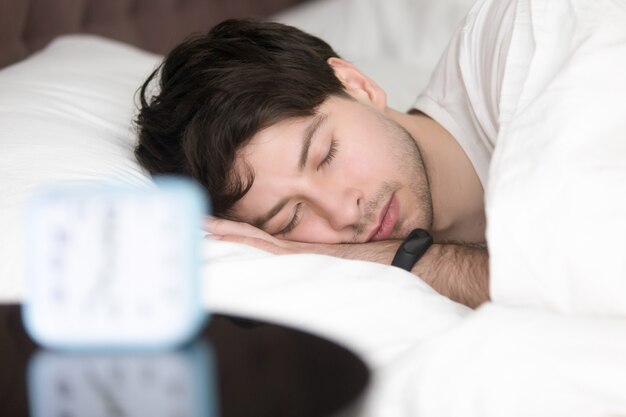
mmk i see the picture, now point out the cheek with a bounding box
[341,142,399,182]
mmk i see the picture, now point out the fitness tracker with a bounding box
[391,229,433,271]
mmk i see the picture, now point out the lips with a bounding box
[368,193,399,242]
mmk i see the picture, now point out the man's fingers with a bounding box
[203,215,216,231]
[205,217,270,240]
[203,217,302,254]
[216,234,292,254]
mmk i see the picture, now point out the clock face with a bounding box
[28,342,217,417]
[23,177,208,349]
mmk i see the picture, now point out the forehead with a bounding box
[245,116,310,155]
[241,95,356,156]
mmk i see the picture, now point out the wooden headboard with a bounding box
[0,0,308,69]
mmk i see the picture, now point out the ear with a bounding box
[327,57,387,110]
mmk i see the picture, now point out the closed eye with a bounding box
[277,203,303,236]
[318,138,338,170]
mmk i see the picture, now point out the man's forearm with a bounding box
[313,240,489,308]
[413,242,489,308]
[206,217,489,308]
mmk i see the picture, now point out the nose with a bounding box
[311,186,363,231]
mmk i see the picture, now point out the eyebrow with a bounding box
[252,113,328,230]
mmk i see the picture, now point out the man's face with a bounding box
[230,95,433,243]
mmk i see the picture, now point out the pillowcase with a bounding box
[0,35,159,300]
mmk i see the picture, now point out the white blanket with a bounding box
[487,0,626,314]
[365,1,626,415]
[365,304,626,417]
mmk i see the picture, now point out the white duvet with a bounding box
[488,0,626,315]
[1,0,626,416]
[365,1,626,415]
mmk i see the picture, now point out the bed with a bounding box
[2,0,626,416]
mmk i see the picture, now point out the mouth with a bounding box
[367,193,399,242]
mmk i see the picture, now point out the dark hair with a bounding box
[134,19,348,218]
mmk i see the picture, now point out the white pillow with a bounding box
[0,35,159,300]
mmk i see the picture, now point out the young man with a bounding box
[134,0,515,307]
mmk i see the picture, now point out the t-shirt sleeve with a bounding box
[412,0,516,188]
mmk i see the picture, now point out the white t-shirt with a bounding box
[413,0,517,187]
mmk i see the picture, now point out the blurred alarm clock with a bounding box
[23,176,209,350]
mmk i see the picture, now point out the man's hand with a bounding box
[205,216,314,254]
[205,217,489,308]
[205,216,399,260]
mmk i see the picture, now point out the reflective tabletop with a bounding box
[0,304,369,417]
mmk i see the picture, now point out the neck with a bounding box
[387,108,486,243]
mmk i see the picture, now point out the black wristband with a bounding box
[391,229,433,271]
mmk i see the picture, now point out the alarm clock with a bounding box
[23,176,209,350]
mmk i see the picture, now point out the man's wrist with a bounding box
[391,229,433,271]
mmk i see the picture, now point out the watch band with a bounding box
[391,229,433,271]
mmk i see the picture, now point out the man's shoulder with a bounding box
[411,0,518,186]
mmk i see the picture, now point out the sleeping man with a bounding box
[134,0,626,309]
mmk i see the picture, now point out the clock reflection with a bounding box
[27,342,217,417]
